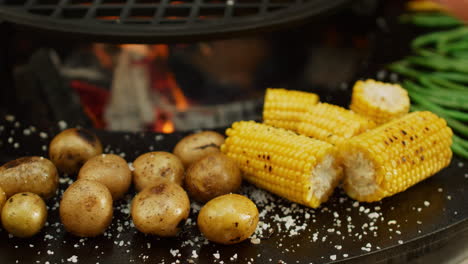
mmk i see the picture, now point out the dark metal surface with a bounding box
[0,0,350,42]
[0,102,466,264]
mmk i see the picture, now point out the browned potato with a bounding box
[78,154,131,200]
[0,156,59,199]
[133,152,184,191]
[185,153,241,203]
[131,178,190,236]
[1,192,47,237]
[173,131,225,167]
[0,186,5,213]
[49,128,103,175]
[197,194,259,245]
[60,179,113,237]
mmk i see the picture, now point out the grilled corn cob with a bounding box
[296,103,376,145]
[340,111,453,202]
[350,79,410,125]
[221,121,342,208]
[263,88,319,131]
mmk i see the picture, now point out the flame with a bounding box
[161,120,175,133]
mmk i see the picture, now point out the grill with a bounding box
[0,0,350,42]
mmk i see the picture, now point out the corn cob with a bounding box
[340,111,453,202]
[263,88,319,131]
[221,121,342,208]
[350,79,410,125]
[296,103,376,145]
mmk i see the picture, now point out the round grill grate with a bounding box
[0,0,350,42]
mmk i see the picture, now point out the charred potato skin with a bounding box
[197,194,259,245]
[131,179,190,237]
[173,131,225,167]
[49,128,103,175]
[1,192,47,238]
[133,152,184,191]
[185,153,242,203]
[60,179,113,237]
[78,154,132,200]
[0,156,59,199]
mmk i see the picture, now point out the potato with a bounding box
[133,152,184,191]
[1,192,47,237]
[0,186,5,213]
[185,153,241,203]
[60,179,113,237]
[131,178,190,236]
[49,128,103,175]
[0,156,59,199]
[173,131,225,167]
[78,154,131,200]
[197,194,259,245]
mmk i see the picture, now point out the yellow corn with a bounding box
[340,111,453,202]
[350,79,410,125]
[221,121,342,208]
[263,88,319,131]
[296,103,376,145]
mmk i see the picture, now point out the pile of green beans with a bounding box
[388,14,468,159]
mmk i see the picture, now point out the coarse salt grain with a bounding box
[368,212,379,219]
[250,237,261,244]
[67,255,78,263]
[330,255,336,260]
[213,252,220,259]
[424,201,430,207]
[58,121,68,130]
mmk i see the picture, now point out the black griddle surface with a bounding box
[0,114,466,264]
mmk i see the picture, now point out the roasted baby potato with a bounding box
[197,194,259,245]
[0,156,59,199]
[0,186,5,213]
[131,178,190,237]
[1,192,47,237]
[49,128,103,175]
[185,153,241,203]
[133,152,184,191]
[173,131,225,167]
[60,179,113,237]
[78,154,132,200]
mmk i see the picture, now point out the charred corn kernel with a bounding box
[340,111,453,202]
[221,121,342,208]
[296,103,376,145]
[350,79,410,125]
[263,88,319,131]
[406,0,447,12]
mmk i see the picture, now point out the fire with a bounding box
[161,120,175,133]
[89,44,190,133]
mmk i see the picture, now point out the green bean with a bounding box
[453,134,468,149]
[404,80,468,101]
[400,13,463,27]
[408,92,468,121]
[407,55,468,73]
[417,78,468,97]
[439,41,468,53]
[450,50,468,59]
[451,141,468,159]
[433,72,468,84]
[429,77,468,92]
[387,62,426,79]
[412,27,468,49]
[405,87,468,110]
